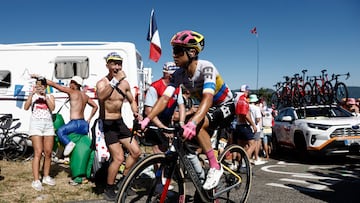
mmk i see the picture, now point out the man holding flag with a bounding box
[147,9,161,62]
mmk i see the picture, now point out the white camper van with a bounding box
[0,42,147,134]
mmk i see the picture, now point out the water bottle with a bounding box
[186,153,205,184]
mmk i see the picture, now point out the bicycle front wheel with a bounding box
[116,153,186,203]
[217,144,252,203]
[3,133,28,161]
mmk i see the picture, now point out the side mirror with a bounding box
[282,116,293,122]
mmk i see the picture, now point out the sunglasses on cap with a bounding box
[172,46,187,56]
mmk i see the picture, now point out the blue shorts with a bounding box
[262,127,272,144]
[233,124,254,141]
[57,119,89,145]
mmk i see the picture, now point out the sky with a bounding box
[1,0,359,90]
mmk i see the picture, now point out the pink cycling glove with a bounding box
[182,121,197,140]
[140,117,150,130]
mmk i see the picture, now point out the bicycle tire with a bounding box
[116,153,186,203]
[270,92,279,109]
[217,144,252,203]
[334,82,348,104]
[291,85,301,107]
[3,133,28,161]
[323,81,333,104]
[303,82,313,106]
[313,84,321,105]
[281,87,291,107]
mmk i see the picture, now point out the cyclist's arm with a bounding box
[146,86,175,121]
[144,87,168,128]
[189,93,213,125]
[145,106,168,128]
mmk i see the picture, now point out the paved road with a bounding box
[68,154,360,203]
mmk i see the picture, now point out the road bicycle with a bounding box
[290,70,312,107]
[271,82,283,109]
[0,114,29,161]
[330,72,350,104]
[280,76,293,107]
[116,124,252,203]
[308,69,333,105]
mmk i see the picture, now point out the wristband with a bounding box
[110,78,119,88]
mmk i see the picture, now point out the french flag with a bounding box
[147,9,161,62]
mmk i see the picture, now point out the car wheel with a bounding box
[294,134,308,162]
[271,134,281,156]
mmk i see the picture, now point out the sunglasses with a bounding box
[172,46,187,56]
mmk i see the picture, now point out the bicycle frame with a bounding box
[162,133,242,202]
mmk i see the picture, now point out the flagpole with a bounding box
[256,33,259,91]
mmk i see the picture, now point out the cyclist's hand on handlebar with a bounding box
[139,117,150,130]
[182,121,196,140]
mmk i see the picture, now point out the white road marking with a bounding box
[261,165,308,176]
[262,162,344,192]
[280,178,329,190]
[266,183,294,189]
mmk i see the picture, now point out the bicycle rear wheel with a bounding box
[217,144,252,203]
[116,153,186,203]
[3,133,28,161]
[334,82,348,104]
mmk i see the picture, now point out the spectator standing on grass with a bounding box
[24,77,56,191]
[96,52,142,201]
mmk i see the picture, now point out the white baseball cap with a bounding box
[71,76,83,86]
[240,84,250,92]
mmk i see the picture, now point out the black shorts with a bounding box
[103,118,132,145]
[140,129,169,150]
[233,124,255,141]
[206,100,235,131]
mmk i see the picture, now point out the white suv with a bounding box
[272,105,360,157]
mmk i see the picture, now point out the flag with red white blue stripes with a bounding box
[147,9,161,62]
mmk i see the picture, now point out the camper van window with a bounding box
[53,56,89,79]
[0,70,11,88]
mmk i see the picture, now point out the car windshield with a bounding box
[296,106,353,119]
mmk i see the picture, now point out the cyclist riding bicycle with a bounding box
[140,30,235,190]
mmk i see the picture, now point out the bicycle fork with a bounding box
[212,164,242,199]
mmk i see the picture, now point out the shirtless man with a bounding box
[96,52,142,201]
[36,75,98,156]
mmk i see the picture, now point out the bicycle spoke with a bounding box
[116,154,186,203]
[217,144,252,203]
